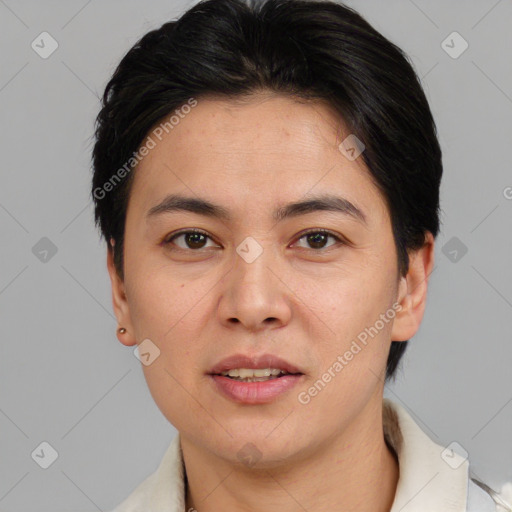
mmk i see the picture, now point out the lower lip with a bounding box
[209,374,304,404]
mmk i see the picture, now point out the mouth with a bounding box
[216,368,300,383]
[207,353,305,403]
[208,353,304,379]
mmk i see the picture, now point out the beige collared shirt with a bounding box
[110,399,498,511]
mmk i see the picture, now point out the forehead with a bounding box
[175,92,344,155]
[128,93,389,225]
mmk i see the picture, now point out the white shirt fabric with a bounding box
[109,398,499,511]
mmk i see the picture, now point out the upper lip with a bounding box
[208,353,304,375]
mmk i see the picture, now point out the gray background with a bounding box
[0,0,511,510]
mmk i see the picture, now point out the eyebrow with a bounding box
[146,193,367,225]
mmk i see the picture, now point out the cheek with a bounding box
[305,259,394,333]
[300,282,396,418]
[298,255,397,380]
[128,270,208,426]
[125,254,209,342]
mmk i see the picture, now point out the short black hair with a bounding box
[91,0,442,381]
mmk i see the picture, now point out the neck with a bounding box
[182,397,399,512]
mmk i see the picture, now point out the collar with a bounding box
[383,398,469,511]
[117,399,471,511]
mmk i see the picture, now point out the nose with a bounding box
[217,241,292,333]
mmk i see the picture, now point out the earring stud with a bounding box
[118,327,127,334]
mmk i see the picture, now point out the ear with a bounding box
[107,239,137,347]
[391,232,435,342]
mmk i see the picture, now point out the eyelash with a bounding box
[162,228,345,251]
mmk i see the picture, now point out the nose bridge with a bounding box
[219,236,290,330]
[232,235,276,301]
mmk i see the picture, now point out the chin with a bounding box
[207,429,313,468]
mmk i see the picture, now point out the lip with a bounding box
[210,374,305,404]
[207,353,304,376]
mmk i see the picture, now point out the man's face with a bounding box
[112,93,406,466]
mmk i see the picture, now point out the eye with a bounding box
[163,229,219,250]
[162,228,345,252]
[293,229,344,250]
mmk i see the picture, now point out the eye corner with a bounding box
[292,228,347,251]
[161,228,222,252]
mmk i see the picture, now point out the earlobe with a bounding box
[107,241,137,347]
[391,232,435,342]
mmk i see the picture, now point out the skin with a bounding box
[107,91,435,512]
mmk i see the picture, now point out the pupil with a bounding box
[186,233,206,249]
[308,233,327,249]
[183,232,328,250]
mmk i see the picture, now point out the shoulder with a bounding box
[467,478,504,512]
[383,399,507,512]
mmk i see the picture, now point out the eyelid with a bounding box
[163,227,347,250]
[163,228,218,246]
[291,228,346,248]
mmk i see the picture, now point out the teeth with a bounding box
[232,376,278,382]
[220,368,287,378]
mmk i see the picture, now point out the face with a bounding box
[108,92,429,467]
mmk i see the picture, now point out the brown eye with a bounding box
[294,230,343,250]
[305,232,329,249]
[164,230,218,250]
[182,232,207,249]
